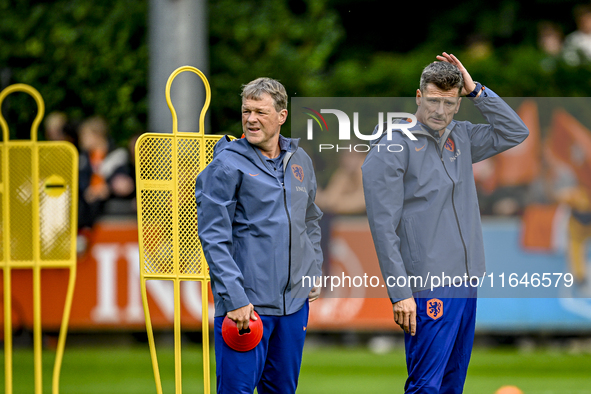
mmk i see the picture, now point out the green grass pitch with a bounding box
[3,341,591,393]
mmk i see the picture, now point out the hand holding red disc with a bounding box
[222,311,263,352]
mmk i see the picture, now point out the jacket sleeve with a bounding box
[195,159,250,312]
[306,168,323,277]
[362,140,413,303]
[467,87,529,163]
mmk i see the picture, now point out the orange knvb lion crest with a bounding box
[426,298,443,320]
[291,164,304,182]
[444,137,455,152]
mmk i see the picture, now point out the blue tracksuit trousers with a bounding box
[214,301,309,394]
[404,286,477,393]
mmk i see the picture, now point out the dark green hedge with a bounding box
[0,0,148,142]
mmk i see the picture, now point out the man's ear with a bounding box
[278,109,288,125]
[455,97,462,114]
[415,89,422,106]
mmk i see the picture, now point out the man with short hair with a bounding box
[195,77,322,394]
[362,53,529,393]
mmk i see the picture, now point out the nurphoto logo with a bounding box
[302,107,418,152]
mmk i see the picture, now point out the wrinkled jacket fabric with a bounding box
[362,89,529,302]
[196,135,323,317]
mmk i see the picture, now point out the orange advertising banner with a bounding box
[548,108,591,194]
[494,99,542,187]
[1,217,399,332]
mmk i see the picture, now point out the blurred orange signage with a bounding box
[1,218,398,332]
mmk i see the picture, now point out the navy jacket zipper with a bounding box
[253,146,296,315]
[434,141,470,277]
[282,183,292,315]
[280,148,297,315]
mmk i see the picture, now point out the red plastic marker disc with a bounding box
[222,311,263,352]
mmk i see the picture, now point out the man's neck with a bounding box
[259,141,281,159]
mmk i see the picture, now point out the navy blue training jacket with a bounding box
[195,135,323,317]
[362,88,529,302]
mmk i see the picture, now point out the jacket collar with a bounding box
[213,133,299,173]
[411,121,456,153]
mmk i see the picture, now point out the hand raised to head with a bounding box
[436,52,476,96]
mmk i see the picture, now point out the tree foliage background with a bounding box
[0,0,147,141]
[0,0,590,143]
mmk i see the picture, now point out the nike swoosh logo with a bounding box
[415,144,426,152]
[248,173,259,177]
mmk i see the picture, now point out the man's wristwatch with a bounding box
[467,82,483,97]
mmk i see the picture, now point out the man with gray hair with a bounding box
[362,53,528,392]
[196,77,322,393]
